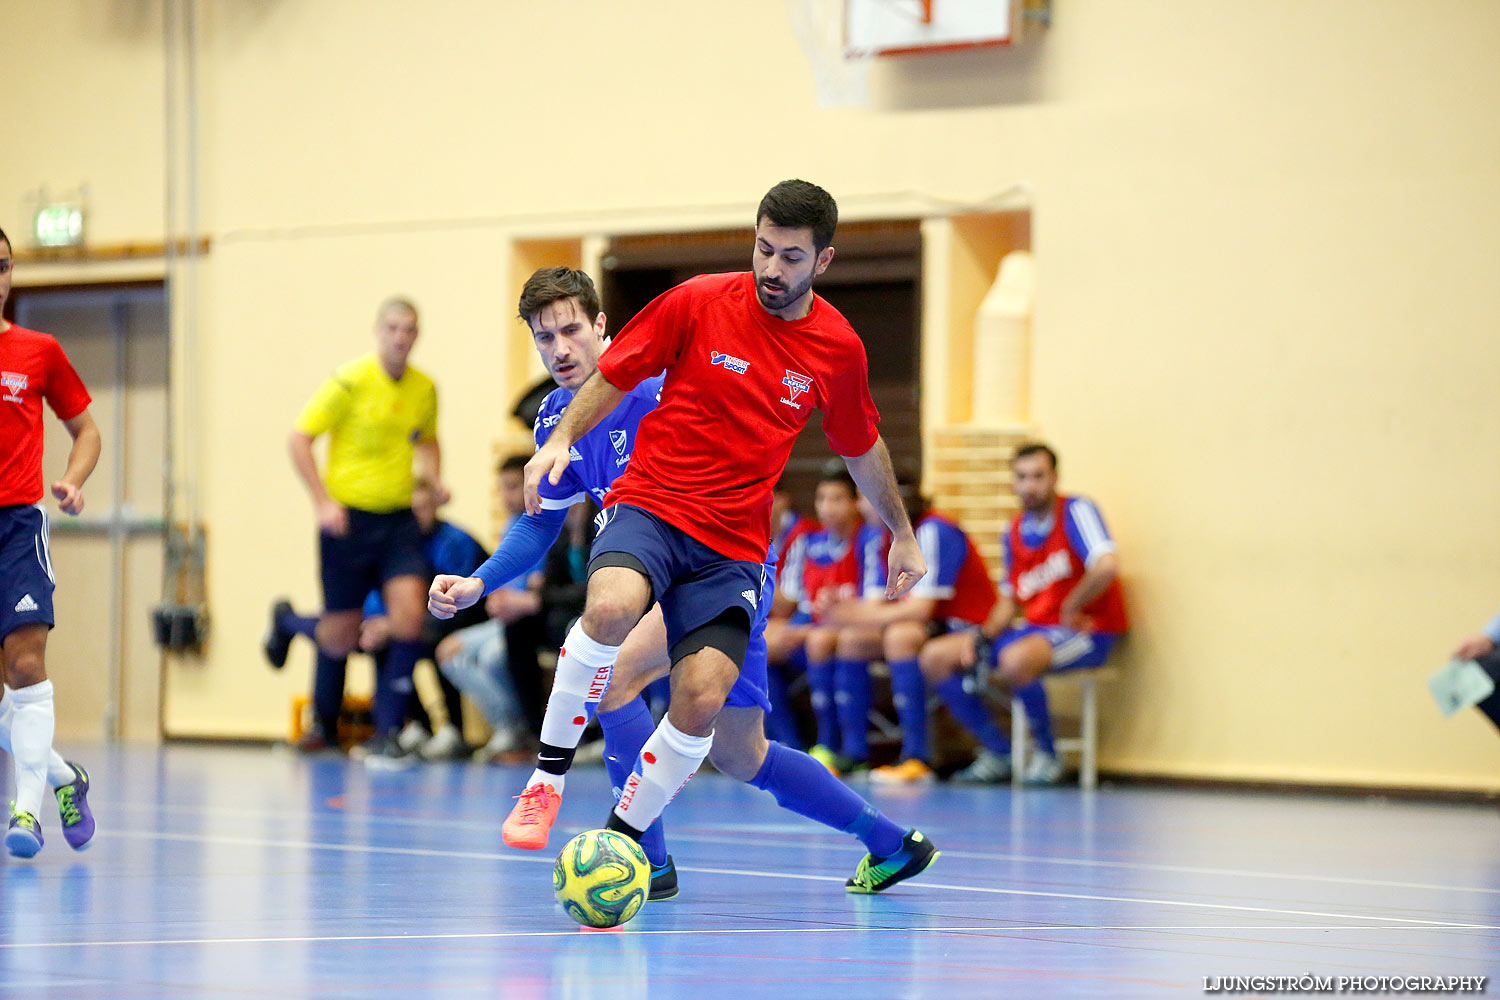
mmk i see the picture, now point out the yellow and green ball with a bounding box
[552,829,650,928]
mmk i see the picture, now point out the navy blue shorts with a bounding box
[0,505,57,642]
[591,503,772,712]
[319,508,428,613]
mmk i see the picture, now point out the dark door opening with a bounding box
[599,221,922,514]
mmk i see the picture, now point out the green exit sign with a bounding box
[33,203,84,248]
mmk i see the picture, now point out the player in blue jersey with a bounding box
[429,266,927,897]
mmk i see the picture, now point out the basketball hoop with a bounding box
[785,0,874,109]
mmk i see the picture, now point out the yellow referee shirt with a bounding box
[294,354,438,513]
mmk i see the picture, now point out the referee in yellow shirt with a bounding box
[289,296,448,767]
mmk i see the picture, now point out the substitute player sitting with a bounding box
[923,442,1128,784]
[820,484,998,783]
[764,468,864,765]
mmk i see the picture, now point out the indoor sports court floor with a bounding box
[0,744,1494,998]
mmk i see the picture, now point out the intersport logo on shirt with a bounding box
[1,371,27,404]
[711,351,750,374]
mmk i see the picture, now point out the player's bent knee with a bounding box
[997,651,1046,688]
[883,623,926,660]
[315,629,359,658]
[670,611,751,672]
[667,693,724,737]
[917,645,954,680]
[3,655,46,688]
[598,660,667,712]
[709,739,765,783]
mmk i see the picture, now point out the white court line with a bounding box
[110,830,1492,929]
[1,923,1496,952]
[660,829,1500,898]
[933,848,1500,898]
[116,801,1500,900]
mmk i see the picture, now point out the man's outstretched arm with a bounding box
[843,435,926,598]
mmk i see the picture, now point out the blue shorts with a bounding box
[733,560,774,712]
[0,505,57,642]
[991,623,1118,671]
[591,503,771,713]
[319,508,428,613]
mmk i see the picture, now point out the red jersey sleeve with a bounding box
[820,336,880,457]
[596,283,694,391]
[44,339,92,422]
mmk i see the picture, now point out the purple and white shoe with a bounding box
[55,763,95,850]
[6,806,43,858]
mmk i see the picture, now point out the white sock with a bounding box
[530,622,621,794]
[0,685,73,789]
[9,680,56,817]
[613,717,712,833]
[527,768,564,795]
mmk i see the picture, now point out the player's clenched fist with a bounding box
[428,574,485,619]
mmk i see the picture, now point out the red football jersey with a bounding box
[597,272,881,563]
[774,513,819,583]
[783,527,863,623]
[1007,496,1128,633]
[0,325,92,506]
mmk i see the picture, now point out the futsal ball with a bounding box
[553,829,650,928]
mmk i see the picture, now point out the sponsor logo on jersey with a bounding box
[569,446,584,462]
[1,371,28,404]
[781,370,812,409]
[711,351,751,374]
[1016,549,1073,602]
[541,412,563,428]
[14,594,39,613]
[741,588,758,609]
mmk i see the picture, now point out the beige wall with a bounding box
[6,0,1500,789]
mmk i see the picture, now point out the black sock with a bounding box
[605,811,645,841]
[537,742,576,776]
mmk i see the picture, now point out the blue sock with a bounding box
[750,742,904,858]
[833,658,870,762]
[597,699,668,867]
[280,609,319,641]
[763,661,803,750]
[643,677,671,719]
[936,674,1010,755]
[312,650,347,735]
[887,657,928,762]
[1014,681,1055,755]
[374,640,423,737]
[806,657,840,749]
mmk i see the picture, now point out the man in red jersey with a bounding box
[0,225,100,858]
[524,180,936,894]
[922,442,1128,785]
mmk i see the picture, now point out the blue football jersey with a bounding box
[533,374,665,510]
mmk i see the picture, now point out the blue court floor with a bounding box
[0,744,1495,999]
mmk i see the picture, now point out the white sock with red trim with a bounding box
[611,717,712,834]
[528,621,619,794]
